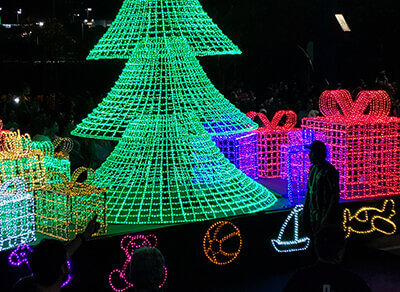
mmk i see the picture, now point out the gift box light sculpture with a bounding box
[0,131,45,194]
[212,132,258,179]
[271,205,310,253]
[35,167,107,240]
[280,128,316,179]
[109,234,167,292]
[87,0,241,60]
[302,90,400,200]
[343,199,396,238]
[247,110,300,178]
[281,129,331,204]
[31,140,71,185]
[73,37,256,140]
[92,114,277,224]
[0,178,36,251]
[203,221,242,265]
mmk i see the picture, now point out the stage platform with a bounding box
[3,178,400,291]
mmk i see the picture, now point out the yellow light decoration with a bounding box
[343,199,397,238]
[203,221,242,265]
[35,167,107,241]
[0,130,45,194]
[53,137,73,160]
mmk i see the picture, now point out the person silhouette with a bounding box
[302,140,340,236]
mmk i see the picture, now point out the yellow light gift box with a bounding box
[0,130,45,194]
[35,167,107,240]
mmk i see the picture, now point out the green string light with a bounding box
[93,113,277,224]
[31,141,71,184]
[73,37,256,140]
[87,0,241,59]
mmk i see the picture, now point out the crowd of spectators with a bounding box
[1,70,399,171]
[0,87,113,170]
[231,71,400,125]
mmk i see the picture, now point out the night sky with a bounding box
[1,0,400,89]
[0,0,122,19]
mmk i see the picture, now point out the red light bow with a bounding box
[246,110,297,130]
[319,90,391,120]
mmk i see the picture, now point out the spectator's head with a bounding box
[128,247,166,292]
[306,140,327,164]
[315,225,346,263]
[29,239,69,288]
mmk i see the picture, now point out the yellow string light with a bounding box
[53,137,73,160]
[343,199,396,238]
[0,130,45,193]
[35,167,107,240]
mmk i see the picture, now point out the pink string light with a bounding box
[109,234,167,292]
[9,244,72,287]
[247,110,300,178]
[319,89,391,121]
[303,90,399,200]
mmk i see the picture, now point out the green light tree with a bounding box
[87,0,241,59]
[73,1,278,224]
[94,113,277,224]
[73,38,256,140]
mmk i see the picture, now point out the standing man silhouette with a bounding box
[302,140,340,236]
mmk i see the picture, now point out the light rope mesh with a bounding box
[93,113,277,224]
[87,0,241,59]
[73,37,256,140]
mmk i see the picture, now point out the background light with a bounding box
[335,14,351,32]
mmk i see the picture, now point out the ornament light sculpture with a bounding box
[109,234,166,292]
[343,199,396,238]
[302,90,399,199]
[87,0,241,59]
[92,113,277,224]
[0,178,36,251]
[203,221,242,265]
[271,205,310,253]
[73,38,256,140]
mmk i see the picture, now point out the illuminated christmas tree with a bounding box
[73,1,278,223]
[73,38,256,140]
[94,113,277,224]
[87,0,241,59]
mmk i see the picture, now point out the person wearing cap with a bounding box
[302,140,340,236]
